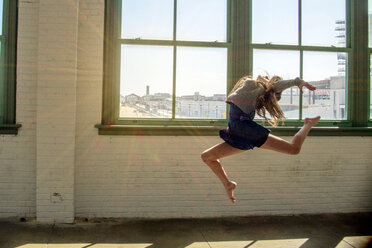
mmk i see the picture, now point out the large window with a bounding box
[0,0,18,134]
[101,0,371,135]
[117,0,229,121]
[251,0,348,121]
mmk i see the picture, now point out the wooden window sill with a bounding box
[0,124,22,135]
[95,124,372,136]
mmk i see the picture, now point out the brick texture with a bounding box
[35,0,79,223]
[0,0,39,218]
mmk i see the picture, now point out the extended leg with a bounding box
[201,142,245,203]
[260,116,320,154]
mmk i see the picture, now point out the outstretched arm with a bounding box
[273,77,317,93]
[298,81,316,93]
[272,77,304,92]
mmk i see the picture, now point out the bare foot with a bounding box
[304,116,320,127]
[224,181,237,203]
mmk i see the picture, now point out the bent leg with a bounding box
[261,116,320,155]
[201,142,245,203]
[260,134,300,155]
[202,142,244,161]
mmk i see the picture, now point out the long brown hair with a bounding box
[229,75,285,126]
[255,75,285,126]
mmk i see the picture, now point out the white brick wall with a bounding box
[35,0,79,223]
[0,0,39,218]
[0,0,371,223]
[74,136,372,218]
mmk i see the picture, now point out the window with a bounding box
[0,0,18,134]
[251,0,348,122]
[100,0,371,135]
[102,0,230,131]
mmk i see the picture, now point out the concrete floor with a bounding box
[0,213,371,248]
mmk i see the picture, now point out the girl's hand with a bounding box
[299,81,316,94]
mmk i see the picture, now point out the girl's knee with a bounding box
[289,145,301,155]
[201,152,210,162]
[201,151,216,163]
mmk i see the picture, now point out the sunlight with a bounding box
[16,243,153,248]
[186,238,309,248]
[194,240,254,247]
[16,245,90,248]
[336,236,372,248]
[249,238,309,247]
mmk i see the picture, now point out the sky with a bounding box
[253,0,345,47]
[119,0,347,97]
[121,0,227,96]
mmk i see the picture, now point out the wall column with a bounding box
[36,0,79,223]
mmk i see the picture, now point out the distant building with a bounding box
[176,99,226,119]
[205,94,226,101]
[125,93,141,105]
[143,92,171,102]
[179,92,226,102]
[120,94,125,104]
[335,19,346,75]
[307,76,346,119]
[180,92,206,101]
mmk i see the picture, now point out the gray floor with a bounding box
[0,213,371,248]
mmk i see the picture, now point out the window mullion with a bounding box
[114,0,123,124]
[172,0,177,119]
[299,0,303,121]
[346,0,352,121]
[3,0,17,125]
[120,39,229,48]
[102,0,119,125]
[350,0,368,126]
[227,0,234,120]
[251,44,350,53]
[248,0,253,76]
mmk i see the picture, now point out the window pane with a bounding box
[176,47,227,119]
[177,0,227,42]
[253,49,300,119]
[303,52,347,120]
[121,0,173,40]
[302,0,346,47]
[252,0,298,45]
[120,45,173,118]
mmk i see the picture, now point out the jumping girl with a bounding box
[201,75,321,203]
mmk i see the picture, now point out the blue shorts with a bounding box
[219,103,271,150]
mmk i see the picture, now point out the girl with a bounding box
[201,75,320,203]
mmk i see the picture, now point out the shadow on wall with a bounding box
[0,213,372,248]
